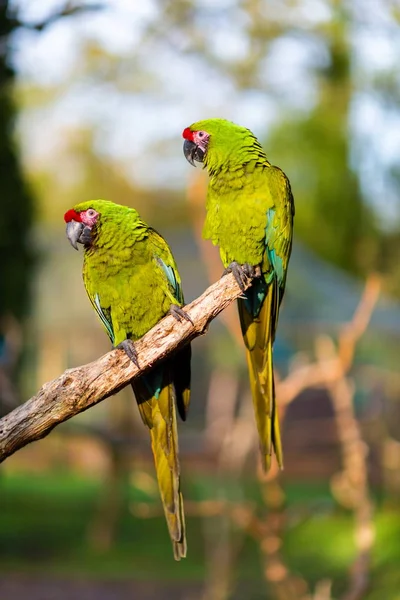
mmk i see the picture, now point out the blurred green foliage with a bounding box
[13,0,400,295]
[0,472,399,599]
[267,23,379,276]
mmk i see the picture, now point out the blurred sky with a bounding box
[7,0,400,221]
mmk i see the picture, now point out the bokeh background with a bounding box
[1,1,400,599]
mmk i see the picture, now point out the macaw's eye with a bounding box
[87,209,96,217]
[198,131,204,138]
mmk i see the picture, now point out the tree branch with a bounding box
[8,3,105,33]
[0,273,248,463]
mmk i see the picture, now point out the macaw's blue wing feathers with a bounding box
[264,167,294,300]
[89,292,114,344]
[156,256,184,305]
[265,209,285,284]
[172,344,191,421]
[150,228,185,306]
[150,230,191,421]
[242,275,268,319]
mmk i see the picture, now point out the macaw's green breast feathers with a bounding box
[185,119,278,266]
[74,200,184,344]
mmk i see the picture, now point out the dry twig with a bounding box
[199,275,380,600]
[320,277,380,600]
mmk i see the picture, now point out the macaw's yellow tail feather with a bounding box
[133,375,187,560]
[238,279,283,471]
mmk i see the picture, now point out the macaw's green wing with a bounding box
[237,166,293,472]
[264,166,295,304]
[149,228,184,306]
[148,228,191,421]
[241,166,294,324]
[87,290,115,345]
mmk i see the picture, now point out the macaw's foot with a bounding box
[223,262,259,292]
[168,304,194,325]
[116,339,139,368]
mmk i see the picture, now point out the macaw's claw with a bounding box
[223,261,257,292]
[116,339,139,368]
[168,304,194,325]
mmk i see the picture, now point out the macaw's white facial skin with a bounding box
[80,208,99,227]
[182,128,210,166]
[191,130,210,154]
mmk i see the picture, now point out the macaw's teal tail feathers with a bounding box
[132,367,187,560]
[238,278,283,471]
[173,345,192,422]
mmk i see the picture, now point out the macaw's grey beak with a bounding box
[66,220,84,250]
[183,139,205,167]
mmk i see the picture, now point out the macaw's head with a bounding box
[64,199,131,250]
[182,118,264,172]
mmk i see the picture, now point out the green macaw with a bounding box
[182,119,294,471]
[64,199,191,560]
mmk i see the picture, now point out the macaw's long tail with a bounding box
[132,359,188,560]
[237,276,283,472]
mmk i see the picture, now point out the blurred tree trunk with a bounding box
[0,1,35,414]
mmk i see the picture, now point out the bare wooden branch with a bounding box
[0,273,249,463]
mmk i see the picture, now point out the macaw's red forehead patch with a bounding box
[64,209,82,223]
[182,127,194,141]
